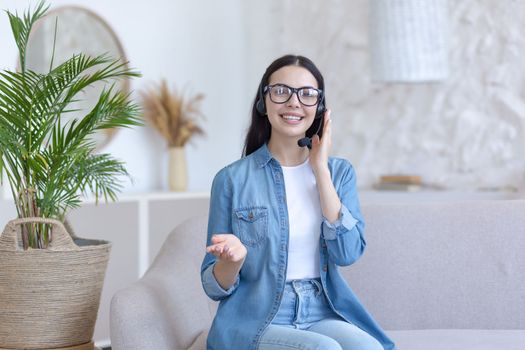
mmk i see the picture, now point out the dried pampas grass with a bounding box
[141,80,205,147]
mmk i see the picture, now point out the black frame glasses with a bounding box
[264,84,323,106]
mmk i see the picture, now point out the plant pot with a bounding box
[0,217,110,349]
[168,146,188,191]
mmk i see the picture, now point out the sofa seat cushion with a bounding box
[175,328,525,350]
[388,329,525,350]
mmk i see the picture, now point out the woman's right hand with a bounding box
[206,233,247,263]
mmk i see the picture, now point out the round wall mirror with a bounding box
[25,6,130,150]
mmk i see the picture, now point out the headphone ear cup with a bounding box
[256,85,267,115]
[256,98,266,115]
[315,99,325,119]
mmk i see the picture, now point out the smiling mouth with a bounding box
[280,114,304,122]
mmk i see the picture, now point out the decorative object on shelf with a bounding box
[374,174,423,191]
[370,0,449,82]
[141,80,205,191]
[24,4,131,151]
[373,174,446,192]
[168,146,188,192]
[0,2,140,349]
[379,174,422,185]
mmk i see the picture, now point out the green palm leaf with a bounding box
[0,1,142,248]
[6,1,49,73]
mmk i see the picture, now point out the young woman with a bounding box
[201,55,396,350]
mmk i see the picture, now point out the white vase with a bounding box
[168,147,188,191]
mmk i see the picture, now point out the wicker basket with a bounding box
[0,217,111,349]
[0,341,100,350]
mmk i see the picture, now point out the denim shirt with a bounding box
[201,144,396,350]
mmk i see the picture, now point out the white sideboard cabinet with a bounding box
[66,192,211,346]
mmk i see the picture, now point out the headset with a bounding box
[255,85,326,149]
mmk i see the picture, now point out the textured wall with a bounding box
[260,0,525,190]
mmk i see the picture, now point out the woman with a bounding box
[201,55,396,350]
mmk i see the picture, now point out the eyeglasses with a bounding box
[264,84,322,106]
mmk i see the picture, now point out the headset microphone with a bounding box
[297,114,324,149]
[297,137,312,149]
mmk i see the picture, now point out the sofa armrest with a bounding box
[110,281,182,350]
[110,216,213,350]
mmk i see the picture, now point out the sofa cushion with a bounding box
[388,329,525,350]
[174,328,525,350]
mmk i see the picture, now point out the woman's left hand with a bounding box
[309,109,332,175]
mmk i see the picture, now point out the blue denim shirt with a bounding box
[201,144,396,350]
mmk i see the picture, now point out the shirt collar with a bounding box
[253,143,273,168]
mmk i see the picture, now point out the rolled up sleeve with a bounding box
[201,263,239,300]
[322,204,359,240]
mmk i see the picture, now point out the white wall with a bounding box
[243,0,525,192]
[3,0,525,194]
[0,0,249,194]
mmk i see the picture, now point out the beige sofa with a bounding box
[110,200,525,350]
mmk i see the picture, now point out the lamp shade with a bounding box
[370,0,449,82]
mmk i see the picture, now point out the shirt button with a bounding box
[322,265,328,272]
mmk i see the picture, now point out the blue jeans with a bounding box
[258,279,383,350]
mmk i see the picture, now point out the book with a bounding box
[373,183,422,192]
[379,175,422,185]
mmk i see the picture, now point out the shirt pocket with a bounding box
[234,206,268,247]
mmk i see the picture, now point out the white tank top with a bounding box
[281,158,322,281]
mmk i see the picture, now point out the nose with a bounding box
[286,91,301,108]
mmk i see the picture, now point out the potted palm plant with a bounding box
[0,2,140,349]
